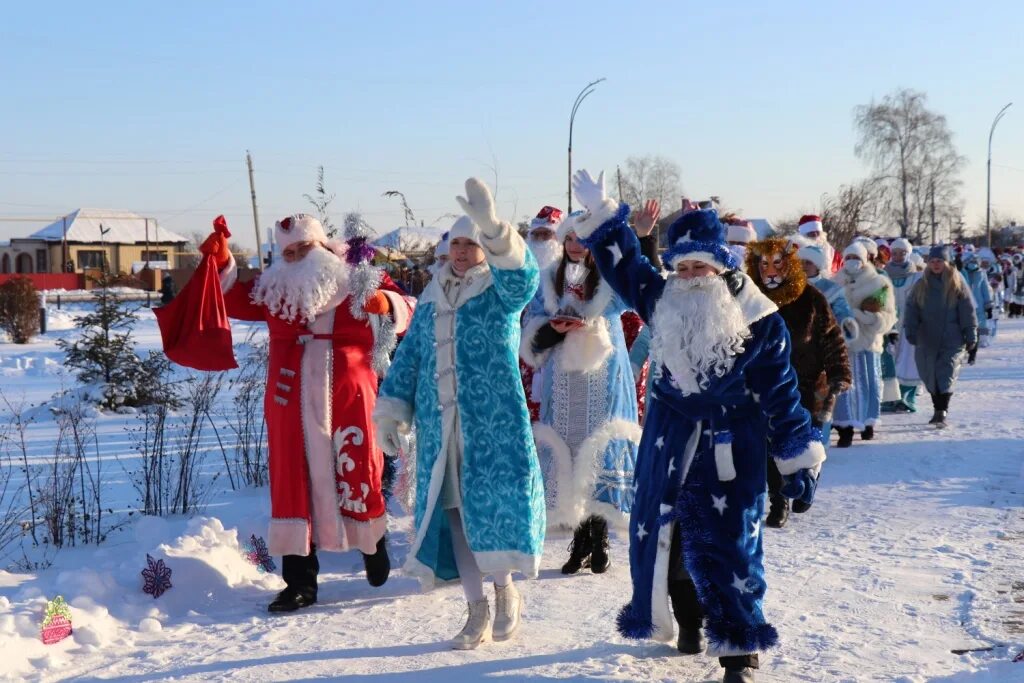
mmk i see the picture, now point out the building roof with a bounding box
[28,208,189,244]
[372,225,446,253]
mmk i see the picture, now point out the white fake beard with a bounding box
[251,245,350,323]
[650,274,750,395]
[529,239,563,271]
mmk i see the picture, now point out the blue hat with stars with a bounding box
[662,209,738,271]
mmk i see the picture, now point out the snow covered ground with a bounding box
[0,309,1022,682]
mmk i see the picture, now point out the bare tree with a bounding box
[854,88,965,241]
[615,156,684,212]
[304,165,337,237]
[821,178,883,251]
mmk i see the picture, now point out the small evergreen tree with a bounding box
[0,276,41,344]
[57,274,146,410]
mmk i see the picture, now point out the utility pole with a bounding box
[567,78,606,212]
[986,103,1012,248]
[930,182,937,245]
[144,217,150,268]
[616,166,624,200]
[246,150,264,271]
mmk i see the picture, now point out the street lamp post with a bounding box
[986,102,1012,248]
[568,78,606,212]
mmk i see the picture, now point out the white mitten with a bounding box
[572,169,606,211]
[571,169,617,239]
[455,178,503,238]
[374,416,406,457]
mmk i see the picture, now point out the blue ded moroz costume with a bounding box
[569,171,826,658]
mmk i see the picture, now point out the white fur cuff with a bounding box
[519,316,552,368]
[570,199,619,240]
[775,440,826,475]
[556,320,613,373]
[220,254,239,293]
[481,221,527,271]
[373,395,413,425]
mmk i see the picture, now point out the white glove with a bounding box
[375,416,406,457]
[456,178,502,238]
[572,169,606,212]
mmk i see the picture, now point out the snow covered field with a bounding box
[0,308,1021,682]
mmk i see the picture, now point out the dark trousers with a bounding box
[282,547,319,598]
[669,524,759,671]
[766,456,783,498]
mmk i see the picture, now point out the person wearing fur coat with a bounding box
[520,210,640,576]
[182,214,413,613]
[831,242,898,447]
[373,179,545,650]
[569,170,825,683]
[882,239,924,413]
[745,238,851,529]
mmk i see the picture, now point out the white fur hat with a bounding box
[843,241,869,262]
[448,215,482,246]
[434,232,450,258]
[557,211,583,243]
[853,236,878,257]
[890,238,913,253]
[275,214,328,250]
[725,219,757,244]
[798,243,829,272]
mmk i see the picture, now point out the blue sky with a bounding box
[2,0,1022,249]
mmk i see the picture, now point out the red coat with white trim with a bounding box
[221,263,411,557]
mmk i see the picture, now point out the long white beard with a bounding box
[650,274,750,395]
[251,246,350,323]
[528,239,562,271]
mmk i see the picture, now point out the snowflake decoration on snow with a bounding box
[40,595,73,644]
[242,534,276,573]
[141,554,173,598]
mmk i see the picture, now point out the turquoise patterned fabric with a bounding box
[379,258,546,584]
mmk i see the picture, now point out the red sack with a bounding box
[155,253,238,371]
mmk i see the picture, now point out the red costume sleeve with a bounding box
[154,254,239,371]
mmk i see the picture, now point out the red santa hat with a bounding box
[529,206,563,234]
[724,217,757,244]
[275,213,328,250]
[798,215,824,236]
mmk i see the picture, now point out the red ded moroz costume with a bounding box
[160,214,411,558]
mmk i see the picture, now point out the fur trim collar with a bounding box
[731,272,779,325]
[417,262,492,310]
[539,263,613,319]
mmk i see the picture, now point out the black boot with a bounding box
[861,425,874,441]
[721,654,758,682]
[765,495,790,528]
[668,579,705,654]
[362,535,391,587]
[928,393,948,426]
[589,515,610,574]
[835,426,854,448]
[270,549,319,612]
[561,518,593,574]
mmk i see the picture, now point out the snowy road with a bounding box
[1,321,1022,682]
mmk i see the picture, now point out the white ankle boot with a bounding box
[451,598,491,650]
[492,582,523,641]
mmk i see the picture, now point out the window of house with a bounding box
[36,249,47,273]
[78,250,105,270]
[141,250,168,262]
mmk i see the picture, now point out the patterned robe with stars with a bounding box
[576,202,826,657]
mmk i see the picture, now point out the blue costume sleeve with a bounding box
[744,314,824,472]
[377,310,424,421]
[578,204,665,324]
[481,224,540,315]
[628,324,651,378]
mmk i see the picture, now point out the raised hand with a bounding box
[200,215,232,270]
[634,199,661,237]
[455,177,501,236]
[572,169,606,212]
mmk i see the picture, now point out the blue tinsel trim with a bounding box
[578,202,631,249]
[662,239,738,270]
[714,430,733,445]
[705,621,780,653]
[770,425,824,461]
[616,602,654,640]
